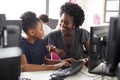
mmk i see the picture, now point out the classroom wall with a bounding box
[0,0,109,32]
[77,0,109,32]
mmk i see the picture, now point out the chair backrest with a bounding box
[47,19,58,29]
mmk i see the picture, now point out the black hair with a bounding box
[60,2,85,28]
[20,11,40,33]
[39,14,49,23]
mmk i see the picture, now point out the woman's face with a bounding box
[60,13,74,35]
[33,21,44,40]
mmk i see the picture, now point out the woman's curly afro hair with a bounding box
[60,2,85,28]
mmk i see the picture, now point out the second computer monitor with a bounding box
[89,17,120,77]
[106,17,120,76]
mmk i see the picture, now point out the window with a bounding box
[0,0,46,20]
[49,0,69,19]
[104,0,119,22]
[0,0,70,20]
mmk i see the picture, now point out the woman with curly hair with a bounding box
[44,2,90,61]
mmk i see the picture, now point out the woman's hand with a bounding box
[53,60,71,69]
[63,58,76,64]
[82,58,89,67]
[46,43,66,58]
[54,48,66,58]
[56,58,76,69]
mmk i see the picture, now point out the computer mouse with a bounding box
[50,76,64,80]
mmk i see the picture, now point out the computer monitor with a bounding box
[89,17,120,77]
[88,26,109,75]
[0,47,22,80]
[106,17,120,76]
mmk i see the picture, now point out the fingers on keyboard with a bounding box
[66,58,76,63]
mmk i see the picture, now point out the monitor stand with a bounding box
[117,62,120,80]
[93,63,109,80]
[93,75,109,80]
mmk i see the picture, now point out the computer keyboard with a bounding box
[50,60,84,78]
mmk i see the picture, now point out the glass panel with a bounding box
[106,1,119,11]
[105,12,119,22]
[49,0,69,19]
[104,0,119,22]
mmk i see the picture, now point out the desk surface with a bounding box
[20,66,117,80]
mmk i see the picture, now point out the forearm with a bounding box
[45,57,60,65]
[21,64,59,72]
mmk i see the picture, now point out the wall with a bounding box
[77,0,109,32]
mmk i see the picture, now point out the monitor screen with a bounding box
[88,26,109,75]
[106,17,120,76]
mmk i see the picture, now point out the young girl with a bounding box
[20,11,71,72]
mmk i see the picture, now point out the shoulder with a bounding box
[36,39,45,45]
[20,37,26,45]
[77,28,89,33]
[46,30,61,37]
[77,28,90,36]
[50,29,61,34]
[44,30,61,44]
[76,28,90,42]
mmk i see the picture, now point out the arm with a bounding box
[44,56,60,65]
[21,54,70,72]
[21,54,59,72]
[84,39,90,51]
[45,56,76,65]
[82,29,90,52]
[83,39,90,66]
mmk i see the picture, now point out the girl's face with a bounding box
[59,13,74,35]
[33,21,44,40]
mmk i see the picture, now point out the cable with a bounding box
[79,71,99,77]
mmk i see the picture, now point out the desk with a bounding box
[20,66,118,80]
